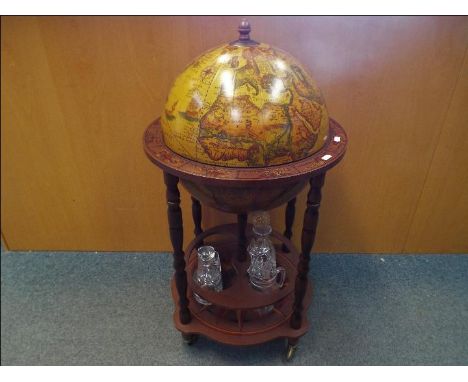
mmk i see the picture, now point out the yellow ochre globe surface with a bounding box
[161,42,329,167]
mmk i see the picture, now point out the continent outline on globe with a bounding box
[161,42,329,168]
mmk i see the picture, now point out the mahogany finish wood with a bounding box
[290,173,326,329]
[144,118,347,187]
[237,214,248,262]
[164,172,191,324]
[282,197,297,253]
[152,118,346,354]
[172,278,312,346]
[191,197,203,237]
[171,224,312,346]
[185,223,299,310]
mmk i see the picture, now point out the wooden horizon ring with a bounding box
[143,118,347,186]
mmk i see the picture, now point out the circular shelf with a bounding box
[177,223,305,337]
[188,241,296,310]
[171,278,312,345]
[185,223,298,310]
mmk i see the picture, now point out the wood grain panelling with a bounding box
[2,16,467,252]
[404,49,468,252]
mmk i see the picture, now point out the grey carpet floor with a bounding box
[1,249,467,365]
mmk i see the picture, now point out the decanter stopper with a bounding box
[252,210,273,236]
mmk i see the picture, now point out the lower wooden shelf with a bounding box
[171,279,312,346]
[170,223,313,346]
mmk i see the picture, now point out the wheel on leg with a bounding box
[182,333,199,345]
[285,339,298,361]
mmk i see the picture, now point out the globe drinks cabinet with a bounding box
[143,20,347,360]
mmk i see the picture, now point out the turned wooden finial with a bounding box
[230,18,258,46]
[238,18,251,41]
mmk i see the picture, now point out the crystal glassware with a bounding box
[193,246,223,306]
[247,211,286,292]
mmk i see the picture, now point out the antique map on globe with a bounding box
[161,43,329,167]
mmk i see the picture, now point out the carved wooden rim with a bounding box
[143,117,347,186]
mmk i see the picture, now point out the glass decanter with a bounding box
[193,246,223,306]
[247,211,285,292]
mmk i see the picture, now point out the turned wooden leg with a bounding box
[282,197,297,252]
[290,173,326,330]
[237,213,248,262]
[191,196,203,245]
[164,172,191,324]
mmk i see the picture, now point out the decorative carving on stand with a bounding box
[290,173,326,330]
[282,197,297,252]
[164,172,191,324]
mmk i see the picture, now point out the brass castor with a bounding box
[182,333,199,345]
[285,341,298,361]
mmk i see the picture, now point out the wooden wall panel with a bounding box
[404,50,468,252]
[1,16,467,253]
